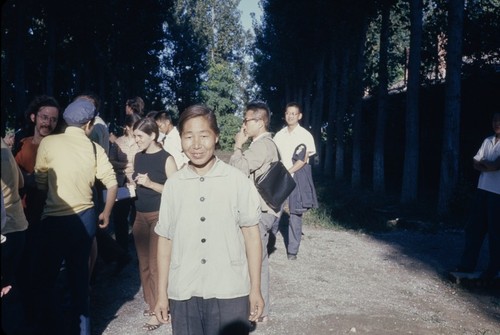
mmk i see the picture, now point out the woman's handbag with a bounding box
[255,140,296,212]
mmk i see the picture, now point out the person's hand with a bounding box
[1,285,12,298]
[248,289,264,322]
[234,127,248,150]
[98,212,110,229]
[109,133,117,144]
[3,133,15,150]
[154,295,170,324]
[134,173,151,187]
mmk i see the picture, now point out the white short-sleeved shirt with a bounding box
[273,124,316,170]
[473,135,500,195]
[155,158,261,300]
[162,126,188,169]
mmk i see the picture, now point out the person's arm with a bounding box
[95,145,118,228]
[230,132,268,176]
[287,144,311,174]
[288,159,307,174]
[135,156,177,193]
[98,184,117,228]
[154,236,172,323]
[479,155,500,171]
[241,224,264,322]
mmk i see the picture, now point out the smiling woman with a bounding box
[130,117,177,331]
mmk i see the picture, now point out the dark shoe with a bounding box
[113,254,131,275]
[287,254,297,260]
[267,232,277,255]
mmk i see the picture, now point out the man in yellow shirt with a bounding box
[32,99,117,335]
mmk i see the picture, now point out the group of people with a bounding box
[1,95,319,335]
[3,89,495,335]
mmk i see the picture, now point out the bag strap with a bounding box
[90,139,97,168]
[266,137,282,161]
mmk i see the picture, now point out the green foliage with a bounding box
[217,114,242,151]
[166,0,251,114]
[202,61,239,116]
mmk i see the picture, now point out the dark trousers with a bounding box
[30,208,96,335]
[112,198,135,252]
[1,230,26,334]
[170,296,250,335]
[287,213,303,255]
[270,205,303,256]
[460,189,500,273]
[1,230,26,287]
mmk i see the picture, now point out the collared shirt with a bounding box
[161,127,188,169]
[35,127,117,218]
[273,124,316,170]
[474,135,500,194]
[155,158,261,300]
[1,138,28,234]
[109,135,140,186]
[229,132,279,216]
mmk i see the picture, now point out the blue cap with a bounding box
[63,99,96,126]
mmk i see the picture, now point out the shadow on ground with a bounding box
[90,240,141,335]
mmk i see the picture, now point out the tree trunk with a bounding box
[351,17,369,188]
[373,3,391,193]
[335,49,350,181]
[46,10,57,96]
[14,4,27,119]
[310,55,326,167]
[438,0,464,216]
[401,0,423,203]
[324,52,338,177]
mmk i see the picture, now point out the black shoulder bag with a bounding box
[255,139,296,212]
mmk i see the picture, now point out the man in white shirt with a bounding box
[154,111,188,169]
[457,112,500,279]
[272,102,316,260]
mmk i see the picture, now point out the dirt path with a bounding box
[90,225,500,335]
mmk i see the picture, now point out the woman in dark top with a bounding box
[131,117,177,331]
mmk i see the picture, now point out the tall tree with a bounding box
[438,0,465,216]
[372,0,394,193]
[401,0,423,203]
[351,13,370,188]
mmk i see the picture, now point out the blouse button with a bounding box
[200,217,206,222]
[201,238,206,243]
[200,177,205,182]
[201,259,206,264]
[200,197,205,202]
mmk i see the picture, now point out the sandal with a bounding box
[142,322,162,331]
[257,315,270,323]
[143,310,155,317]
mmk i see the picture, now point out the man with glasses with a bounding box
[272,102,317,261]
[229,100,279,323]
[15,95,61,228]
[11,95,61,331]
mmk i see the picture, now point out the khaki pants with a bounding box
[133,211,159,311]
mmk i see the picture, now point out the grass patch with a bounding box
[306,175,471,233]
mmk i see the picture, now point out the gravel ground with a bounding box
[90,224,500,335]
